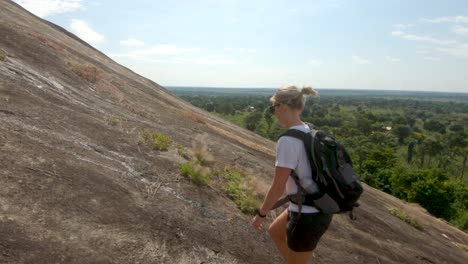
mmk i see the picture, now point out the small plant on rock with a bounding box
[388,207,423,230]
[175,144,190,160]
[179,162,212,185]
[223,166,258,214]
[0,49,6,61]
[140,129,172,151]
[190,133,215,166]
[178,134,215,185]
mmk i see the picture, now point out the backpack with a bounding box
[272,123,363,219]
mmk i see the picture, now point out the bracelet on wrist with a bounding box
[255,208,267,218]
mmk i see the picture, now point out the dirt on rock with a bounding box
[0,1,467,263]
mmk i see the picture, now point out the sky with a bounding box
[12,0,468,92]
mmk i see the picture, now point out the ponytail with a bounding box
[271,85,318,110]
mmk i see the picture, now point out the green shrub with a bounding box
[0,49,6,61]
[141,129,172,151]
[223,166,258,214]
[388,207,423,230]
[180,162,211,185]
[451,211,468,232]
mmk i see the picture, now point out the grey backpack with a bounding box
[272,123,363,219]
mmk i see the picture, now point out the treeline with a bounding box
[171,88,468,231]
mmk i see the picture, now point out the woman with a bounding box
[252,85,333,264]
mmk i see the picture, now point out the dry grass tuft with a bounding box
[454,242,468,252]
[177,134,215,185]
[97,79,125,101]
[66,60,102,83]
[190,134,215,166]
[33,33,48,44]
[388,207,424,230]
[185,111,207,124]
[31,33,65,53]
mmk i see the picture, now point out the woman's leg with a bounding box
[268,209,290,262]
[286,251,314,264]
[269,209,315,264]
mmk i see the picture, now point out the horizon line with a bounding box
[164,85,468,94]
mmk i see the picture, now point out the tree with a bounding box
[424,120,446,134]
[348,136,373,174]
[217,102,235,115]
[244,111,263,131]
[417,137,443,168]
[355,115,373,135]
[264,109,273,131]
[449,124,464,132]
[407,141,415,164]
[361,146,398,191]
[461,147,468,180]
[392,114,407,126]
[205,102,215,112]
[392,125,412,144]
[407,170,454,219]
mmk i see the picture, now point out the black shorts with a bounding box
[287,211,333,252]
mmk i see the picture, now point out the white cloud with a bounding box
[352,55,371,65]
[177,56,236,65]
[120,38,145,47]
[437,44,468,58]
[454,25,468,36]
[70,19,105,44]
[328,0,342,8]
[108,54,181,64]
[131,45,200,56]
[14,0,82,18]
[307,59,323,66]
[223,48,259,53]
[393,24,413,30]
[420,16,468,24]
[288,8,298,13]
[423,57,441,61]
[108,49,236,65]
[385,56,401,62]
[391,31,456,45]
[416,49,430,54]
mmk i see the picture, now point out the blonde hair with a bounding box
[270,85,318,110]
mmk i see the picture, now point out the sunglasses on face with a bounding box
[268,103,280,114]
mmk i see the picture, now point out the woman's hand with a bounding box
[251,166,291,231]
[252,215,266,231]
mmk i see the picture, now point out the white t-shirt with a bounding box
[275,123,320,213]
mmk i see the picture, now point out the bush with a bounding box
[180,162,211,185]
[141,129,172,151]
[177,134,217,185]
[407,172,454,219]
[223,166,258,214]
[451,211,468,231]
[388,207,423,230]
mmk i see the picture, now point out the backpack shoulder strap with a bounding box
[281,125,320,181]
